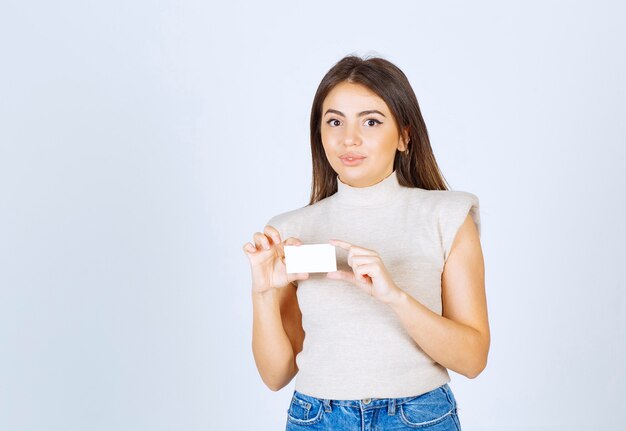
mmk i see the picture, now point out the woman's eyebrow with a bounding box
[324,108,386,118]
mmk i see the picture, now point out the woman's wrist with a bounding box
[382,285,407,307]
[251,286,277,299]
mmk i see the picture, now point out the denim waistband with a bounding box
[293,383,450,414]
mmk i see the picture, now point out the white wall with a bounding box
[1,1,624,430]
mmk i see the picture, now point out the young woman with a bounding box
[243,54,490,431]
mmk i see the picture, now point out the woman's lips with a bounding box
[339,156,366,166]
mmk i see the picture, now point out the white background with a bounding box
[1,1,625,430]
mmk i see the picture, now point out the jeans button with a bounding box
[362,398,371,404]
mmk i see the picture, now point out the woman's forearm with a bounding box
[251,289,296,391]
[386,289,488,378]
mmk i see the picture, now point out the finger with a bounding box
[280,237,303,262]
[329,239,358,267]
[283,237,303,246]
[350,255,378,267]
[329,240,375,262]
[264,225,282,247]
[253,232,271,250]
[347,252,378,269]
[326,270,355,283]
[243,242,257,254]
[289,272,309,282]
[328,239,352,250]
[354,263,377,283]
[353,265,369,284]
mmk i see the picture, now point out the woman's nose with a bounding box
[342,123,362,146]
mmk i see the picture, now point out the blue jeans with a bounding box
[285,383,461,430]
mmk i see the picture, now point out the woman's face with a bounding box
[320,81,408,187]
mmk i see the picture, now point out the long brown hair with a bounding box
[308,54,450,206]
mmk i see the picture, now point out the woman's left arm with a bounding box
[387,213,490,378]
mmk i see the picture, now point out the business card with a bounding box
[284,243,337,274]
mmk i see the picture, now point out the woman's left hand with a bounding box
[326,239,402,305]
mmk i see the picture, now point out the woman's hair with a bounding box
[308,54,450,206]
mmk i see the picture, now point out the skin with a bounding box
[321,81,409,187]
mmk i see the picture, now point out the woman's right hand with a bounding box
[242,225,310,294]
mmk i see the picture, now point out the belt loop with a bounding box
[323,398,332,413]
[388,398,396,416]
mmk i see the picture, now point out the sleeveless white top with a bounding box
[266,170,481,400]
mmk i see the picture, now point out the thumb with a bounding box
[292,272,310,281]
[326,270,353,282]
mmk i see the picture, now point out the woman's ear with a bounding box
[399,127,410,151]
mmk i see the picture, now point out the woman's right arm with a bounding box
[251,281,304,391]
[244,225,308,392]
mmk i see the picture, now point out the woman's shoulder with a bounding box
[408,187,479,207]
[425,189,481,239]
[266,205,305,229]
[265,198,331,236]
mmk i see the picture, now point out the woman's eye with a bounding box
[325,118,382,127]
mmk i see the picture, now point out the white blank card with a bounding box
[284,244,337,274]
